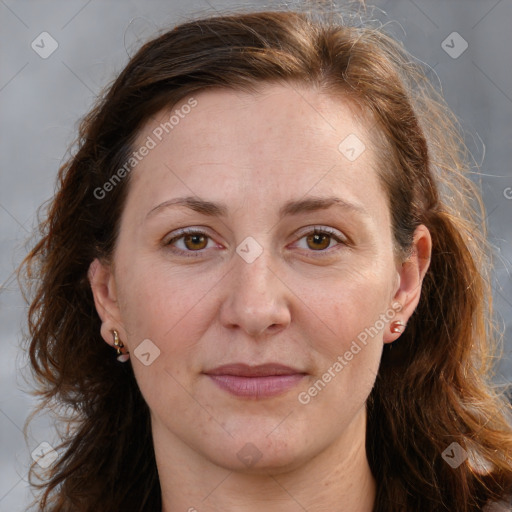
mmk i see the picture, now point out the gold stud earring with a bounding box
[390,320,406,334]
[113,329,130,362]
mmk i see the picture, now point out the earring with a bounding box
[390,320,406,334]
[113,329,130,363]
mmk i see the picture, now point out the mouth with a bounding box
[203,363,307,399]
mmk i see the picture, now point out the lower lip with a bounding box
[206,374,305,398]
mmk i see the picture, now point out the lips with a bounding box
[206,363,304,377]
[203,363,307,398]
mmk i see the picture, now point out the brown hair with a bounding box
[19,7,512,511]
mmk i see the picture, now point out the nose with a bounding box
[219,248,291,338]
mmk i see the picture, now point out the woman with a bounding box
[20,6,512,512]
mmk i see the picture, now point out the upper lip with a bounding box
[204,363,306,377]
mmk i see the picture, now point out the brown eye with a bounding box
[183,233,208,251]
[164,229,215,257]
[293,226,347,256]
[306,233,331,250]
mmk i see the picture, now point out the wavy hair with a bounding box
[19,6,512,511]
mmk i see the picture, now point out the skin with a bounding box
[89,83,431,511]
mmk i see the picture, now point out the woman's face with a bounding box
[91,83,428,473]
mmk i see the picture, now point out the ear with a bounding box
[88,258,125,348]
[383,224,432,344]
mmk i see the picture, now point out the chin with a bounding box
[203,430,315,475]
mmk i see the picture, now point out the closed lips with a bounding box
[204,363,306,377]
[203,363,307,398]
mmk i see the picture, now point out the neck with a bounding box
[157,406,376,512]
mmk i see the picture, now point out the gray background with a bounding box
[1,0,511,509]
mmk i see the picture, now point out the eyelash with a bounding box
[163,226,347,259]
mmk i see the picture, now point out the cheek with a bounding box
[295,264,392,406]
[115,264,203,413]
[116,253,217,344]
[297,294,385,422]
[114,257,223,406]
[296,263,394,352]
[314,294,385,389]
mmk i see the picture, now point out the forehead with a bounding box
[126,83,388,222]
[139,83,368,160]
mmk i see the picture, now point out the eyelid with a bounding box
[289,225,348,256]
[163,225,348,257]
[293,225,347,242]
[162,227,212,245]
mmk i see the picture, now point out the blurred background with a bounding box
[1,0,511,509]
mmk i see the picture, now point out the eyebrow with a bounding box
[146,195,369,220]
